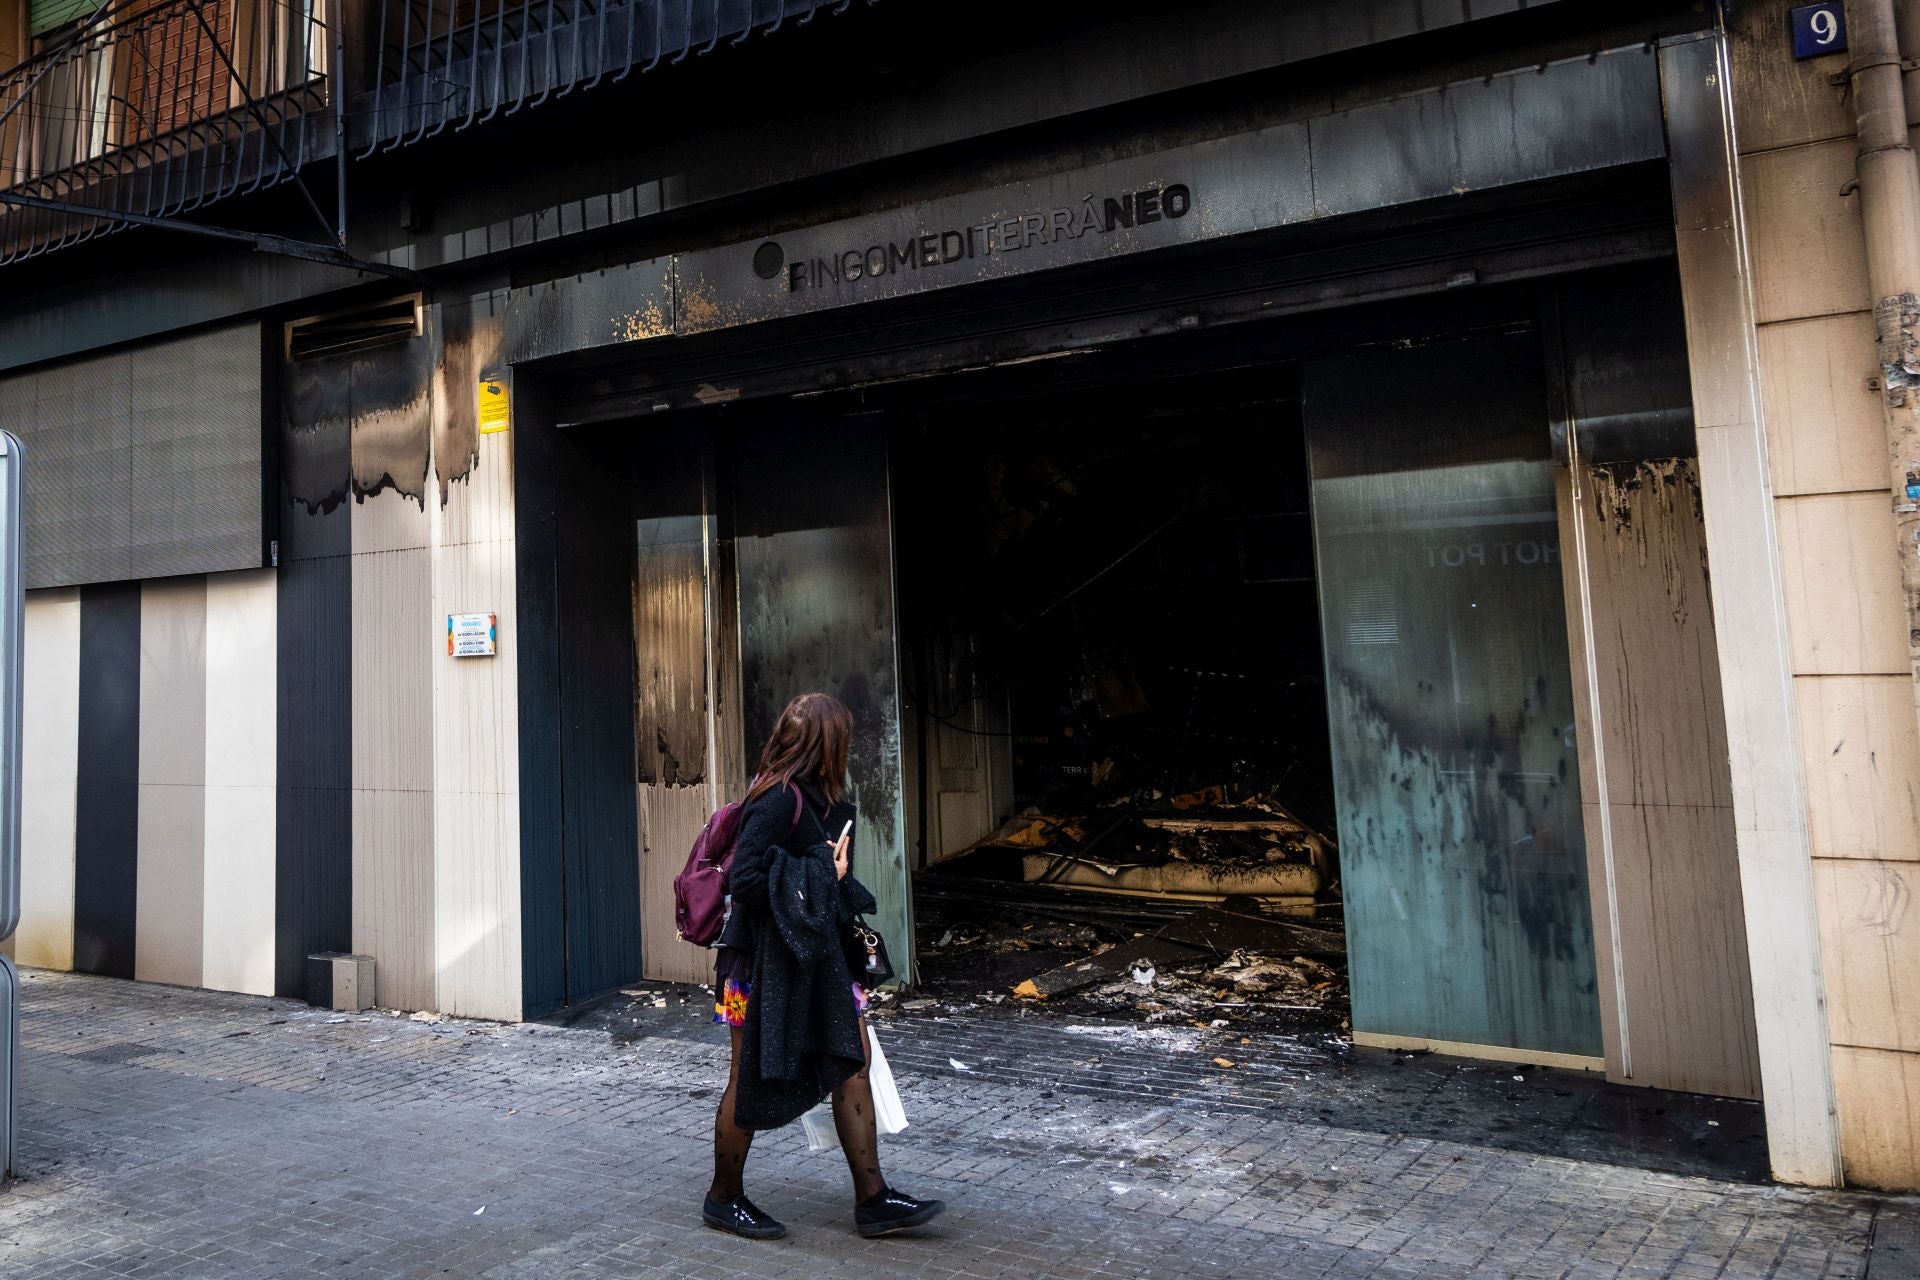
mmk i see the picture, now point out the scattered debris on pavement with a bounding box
[914,879,1350,1033]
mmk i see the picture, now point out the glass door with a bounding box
[732,414,914,980]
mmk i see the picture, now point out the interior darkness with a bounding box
[889,358,1335,853]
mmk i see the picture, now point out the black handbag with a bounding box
[844,917,895,988]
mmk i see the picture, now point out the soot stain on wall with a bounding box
[1587,459,1710,615]
[435,300,504,506]
[348,337,434,509]
[286,302,505,515]
[282,355,352,517]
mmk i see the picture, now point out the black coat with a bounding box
[723,781,875,1131]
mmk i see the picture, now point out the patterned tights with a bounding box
[708,1022,885,1204]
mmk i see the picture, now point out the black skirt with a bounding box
[714,943,751,992]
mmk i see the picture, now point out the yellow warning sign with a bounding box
[478,376,510,434]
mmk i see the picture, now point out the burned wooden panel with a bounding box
[1550,263,1761,1100]
[638,785,712,986]
[632,519,708,789]
[1556,457,1761,1098]
[632,475,718,985]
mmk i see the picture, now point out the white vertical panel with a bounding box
[1661,34,1842,1186]
[19,588,79,970]
[202,570,277,995]
[135,576,207,987]
[428,300,521,1020]
[429,532,521,1020]
[350,521,435,1013]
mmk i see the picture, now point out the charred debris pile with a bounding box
[913,785,1348,1031]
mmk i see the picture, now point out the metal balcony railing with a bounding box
[0,0,867,266]
[0,0,333,261]
[350,0,863,151]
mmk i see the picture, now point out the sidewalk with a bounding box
[0,969,1903,1279]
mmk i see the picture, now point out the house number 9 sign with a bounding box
[1791,3,1848,59]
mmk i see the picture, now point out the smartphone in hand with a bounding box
[834,820,853,879]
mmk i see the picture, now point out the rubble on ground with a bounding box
[949,785,1333,882]
[912,779,1349,1031]
[912,890,1350,1032]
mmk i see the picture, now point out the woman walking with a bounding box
[705,691,946,1241]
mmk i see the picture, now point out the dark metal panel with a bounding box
[553,423,643,1001]
[525,45,1663,364]
[274,779,353,1000]
[1553,263,1697,462]
[513,375,645,1010]
[554,170,1676,424]
[1308,46,1664,217]
[505,260,674,364]
[72,580,140,979]
[0,254,363,377]
[275,354,353,1001]
[513,376,569,1018]
[274,544,353,1000]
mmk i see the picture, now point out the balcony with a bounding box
[0,0,334,262]
[0,0,861,266]
[350,0,858,151]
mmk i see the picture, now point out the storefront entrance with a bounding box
[518,248,1760,1096]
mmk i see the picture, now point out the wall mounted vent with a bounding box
[285,296,424,361]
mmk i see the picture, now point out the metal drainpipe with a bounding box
[1847,0,1920,728]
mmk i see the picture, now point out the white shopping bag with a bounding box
[867,1026,909,1137]
[802,1025,909,1153]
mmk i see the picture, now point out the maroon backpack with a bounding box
[673,784,804,945]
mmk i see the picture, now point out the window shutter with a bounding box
[30,0,99,37]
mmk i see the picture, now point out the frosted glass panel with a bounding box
[1307,333,1600,1057]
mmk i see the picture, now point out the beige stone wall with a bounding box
[1730,9,1920,1192]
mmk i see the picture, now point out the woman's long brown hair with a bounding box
[744,692,853,807]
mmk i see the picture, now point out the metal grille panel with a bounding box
[1,324,264,589]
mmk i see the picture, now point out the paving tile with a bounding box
[0,970,1885,1279]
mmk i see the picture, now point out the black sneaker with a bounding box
[855,1187,947,1238]
[702,1193,787,1240]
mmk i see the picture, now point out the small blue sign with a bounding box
[1792,3,1849,59]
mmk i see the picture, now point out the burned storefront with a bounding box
[502,29,1762,1105]
[16,0,1904,1188]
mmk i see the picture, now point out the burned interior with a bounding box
[888,358,1352,1031]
